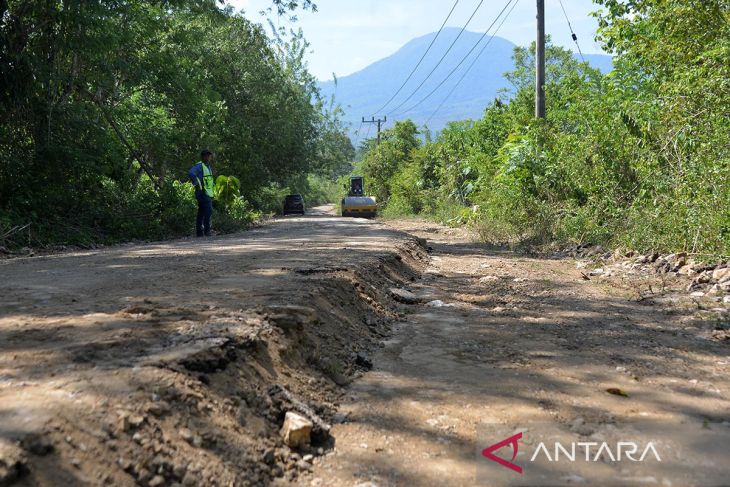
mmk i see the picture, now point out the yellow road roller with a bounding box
[341,176,377,218]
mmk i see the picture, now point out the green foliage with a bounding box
[215,197,258,234]
[214,175,242,209]
[360,120,421,204]
[364,10,729,255]
[301,174,342,207]
[0,1,351,247]
[249,184,291,215]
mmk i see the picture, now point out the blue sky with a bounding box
[229,0,608,81]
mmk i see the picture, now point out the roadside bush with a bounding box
[249,184,290,215]
[362,26,729,255]
[302,174,341,207]
[382,161,423,216]
[159,180,198,238]
[216,197,258,233]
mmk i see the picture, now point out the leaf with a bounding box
[606,387,629,397]
[214,175,241,209]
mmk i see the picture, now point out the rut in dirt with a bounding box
[304,220,730,487]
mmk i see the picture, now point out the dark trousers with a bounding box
[195,191,213,236]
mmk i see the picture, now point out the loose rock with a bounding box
[149,475,166,487]
[697,271,712,284]
[296,459,312,471]
[713,267,730,282]
[479,276,499,283]
[179,428,194,443]
[389,288,420,304]
[280,412,313,448]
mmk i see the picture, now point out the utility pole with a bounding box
[362,116,387,145]
[536,0,546,119]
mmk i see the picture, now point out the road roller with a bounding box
[341,176,377,218]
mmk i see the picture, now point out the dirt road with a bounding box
[301,221,730,487]
[1,208,728,487]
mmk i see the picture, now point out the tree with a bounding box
[0,0,351,246]
[361,120,420,204]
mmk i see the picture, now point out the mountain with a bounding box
[317,28,613,140]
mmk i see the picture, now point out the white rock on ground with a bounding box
[712,267,730,282]
[426,300,456,308]
[280,412,313,448]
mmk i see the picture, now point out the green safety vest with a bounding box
[195,162,215,197]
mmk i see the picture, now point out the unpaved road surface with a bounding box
[303,221,730,487]
[1,208,729,487]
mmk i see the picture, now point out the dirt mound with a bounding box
[1,235,427,487]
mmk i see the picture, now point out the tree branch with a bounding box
[85,89,161,190]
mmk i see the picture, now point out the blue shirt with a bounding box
[188,161,212,190]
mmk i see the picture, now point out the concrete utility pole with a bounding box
[362,116,387,145]
[536,0,546,119]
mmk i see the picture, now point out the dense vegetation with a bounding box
[358,0,729,255]
[0,0,351,248]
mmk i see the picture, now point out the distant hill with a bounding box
[317,28,613,140]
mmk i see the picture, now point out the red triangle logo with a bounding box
[481,432,523,474]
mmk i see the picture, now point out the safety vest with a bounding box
[195,162,215,197]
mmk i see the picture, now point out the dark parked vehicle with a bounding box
[283,194,305,215]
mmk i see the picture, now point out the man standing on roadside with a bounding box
[188,149,215,237]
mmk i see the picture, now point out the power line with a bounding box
[372,0,461,116]
[395,0,514,118]
[426,0,520,126]
[385,0,487,116]
[557,0,585,62]
[393,0,515,118]
[353,119,364,145]
[362,116,387,145]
